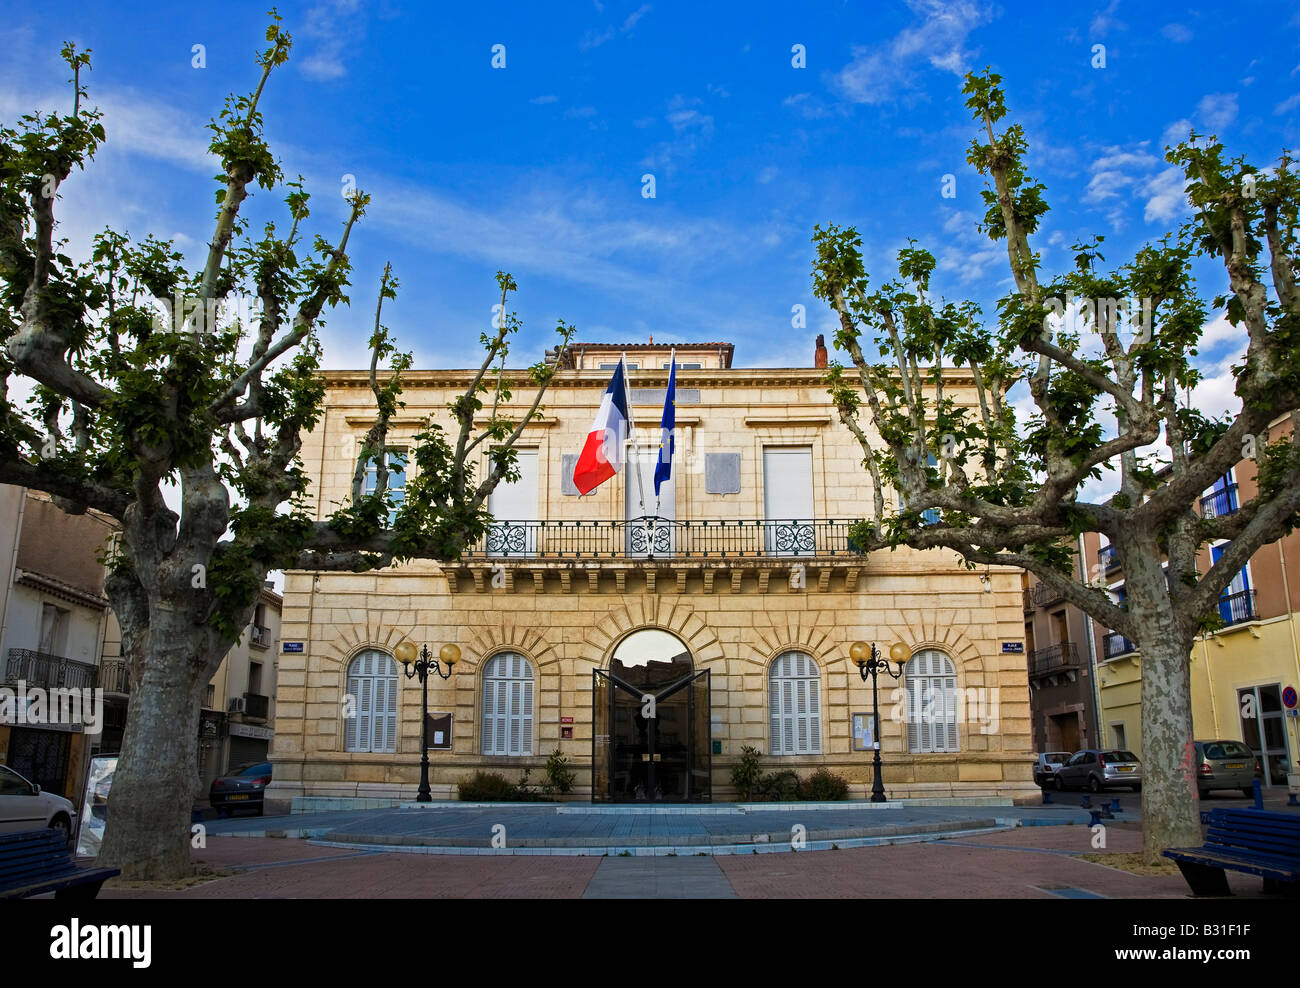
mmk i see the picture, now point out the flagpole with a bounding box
[622,351,646,514]
[656,346,675,515]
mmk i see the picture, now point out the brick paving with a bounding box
[92,822,1271,899]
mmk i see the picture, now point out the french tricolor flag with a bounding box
[572,357,633,495]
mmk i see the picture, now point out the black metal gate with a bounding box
[7,727,71,797]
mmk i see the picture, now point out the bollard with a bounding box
[1089,809,1102,826]
[1081,793,1092,809]
[1253,779,1264,809]
[1043,789,1053,805]
[1111,797,1122,813]
[1288,792,1298,807]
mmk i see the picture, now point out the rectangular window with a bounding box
[487,448,539,556]
[248,662,263,696]
[763,446,814,556]
[363,448,407,526]
[38,604,70,656]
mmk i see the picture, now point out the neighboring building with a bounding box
[1091,412,1300,787]
[1021,535,1103,755]
[268,340,1035,811]
[0,488,117,806]
[197,584,282,790]
[0,483,283,806]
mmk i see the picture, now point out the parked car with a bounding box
[209,762,272,817]
[0,764,76,841]
[1193,740,1256,797]
[1054,749,1142,792]
[1033,752,1073,788]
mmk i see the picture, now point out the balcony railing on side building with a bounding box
[249,625,270,649]
[469,518,867,559]
[1031,581,1064,607]
[1028,642,1080,677]
[2,649,98,690]
[1102,631,1137,659]
[243,693,270,721]
[99,658,130,695]
[1200,484,1239,519]
[1217,588,1256,627]
[1098,544,1120,574]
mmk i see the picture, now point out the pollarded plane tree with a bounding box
[812,70,1300,861]
[0,19,572,880]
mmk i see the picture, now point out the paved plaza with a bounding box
[88,792,1298,898]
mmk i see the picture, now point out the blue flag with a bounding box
[654,352,675,496]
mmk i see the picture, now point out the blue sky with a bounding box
[2,0,1297,413]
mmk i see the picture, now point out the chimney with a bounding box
[814,334,828,369]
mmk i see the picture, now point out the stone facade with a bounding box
[268,344,1036,810]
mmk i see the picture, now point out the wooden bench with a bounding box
[0,829,120,900]
[1164,807,1300,896]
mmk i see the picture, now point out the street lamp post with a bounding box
[850,641,909,803]
[395,641,460,803]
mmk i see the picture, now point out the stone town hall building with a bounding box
[266,341,1034,811]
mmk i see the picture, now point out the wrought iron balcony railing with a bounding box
[99,659,130,695]
[1031,581,1064,608]
[1029,642,1080,677]
[3,649,99,690]
[1098,544,1120,574]
[1217,588,1256,627]
[1200,484,1239,519]
[470,519,868,559]
[1103,631,1137,659]
[243,693,270,721]
[249,625,270,649]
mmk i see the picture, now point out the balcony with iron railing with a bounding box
[1031,581,1064,608]
[1200,484,1239,519]
[99,658,130,695]
[249,625,271,649]
[1028,642,1081,679]
[1216,588,1257,627]
[1098,544,1120,574]
[2,649,98,690]
[242,693,270,721]
[469,518,867,559]
[1102,631,1137,660]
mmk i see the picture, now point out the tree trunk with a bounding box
[1136,629,1203,864]
[97,634,207,881]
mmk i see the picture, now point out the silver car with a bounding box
[1054,749,1142,793]
[0,764,76,841]
[1033,751,1073,787]
[1194,739,1256,797]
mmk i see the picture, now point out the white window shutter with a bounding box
[345,676,359,750]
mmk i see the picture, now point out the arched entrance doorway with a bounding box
[592,629,711,802]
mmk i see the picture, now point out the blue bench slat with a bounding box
[0,829,119,900]
[1167,807,1300,894]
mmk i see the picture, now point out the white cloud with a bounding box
[1161,118,1194,148]
[1141,167,1188,222]
[580,4,652,50]
[1276,93,1300,115]
[299,0,364,81]
[1160,22,1192,42]
[1196,92,1238,133]
[1090,0,1126,36]
[530,94,559,105]
[832,0,992,105]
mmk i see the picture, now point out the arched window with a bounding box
[345,650,398,753]
[769,651,821,755]
[905,649,959,753]
[482,652,534,756]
